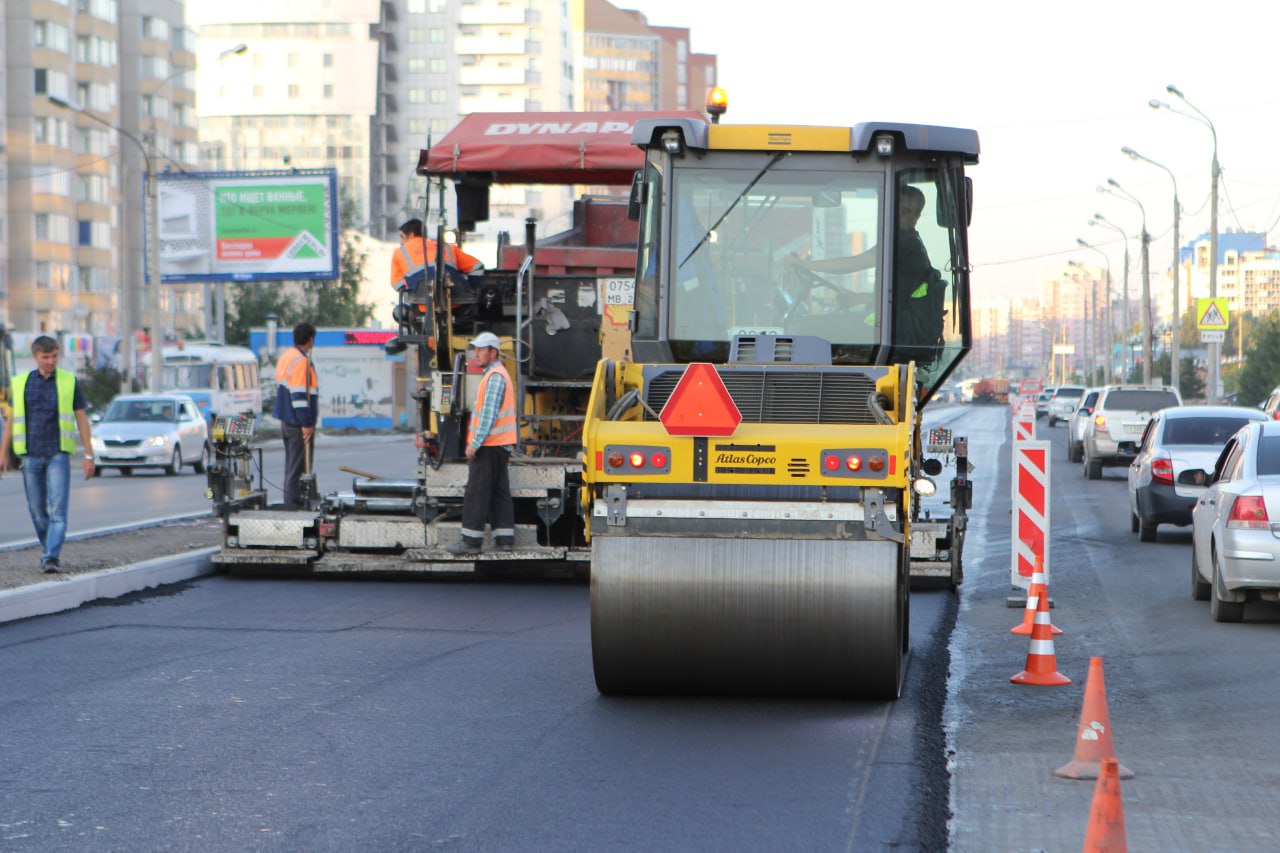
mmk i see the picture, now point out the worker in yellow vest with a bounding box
[272,322,319,507]
[446,331,516,554]
[0,335,96,573]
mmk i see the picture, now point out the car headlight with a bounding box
[143,435,168,448]
[91,436,105,451]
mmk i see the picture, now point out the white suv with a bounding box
[1082,384,1182,480]
[1047,385,1086,427]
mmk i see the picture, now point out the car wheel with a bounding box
[92,467,102,478]
[120,467,133,476]
[166,447,182,476]
[1069,440,1082,464]
[1139,516,1158,542]
[1210,548,1245,623]
[193,443,208,475]
[1191,547,1210,601]
[1086,455,1102,480]
[1130,510,1139,533]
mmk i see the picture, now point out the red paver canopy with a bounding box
[419,111,704,185]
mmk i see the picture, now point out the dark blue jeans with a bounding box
[21,453,71,562]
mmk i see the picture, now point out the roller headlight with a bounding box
[912,477,937,498]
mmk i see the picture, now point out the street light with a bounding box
[1152,85,1220,401]
[1099,180,1152,384]
[1073,243,1115,383]
[211,43,250,343]
[1090,213,1132,380]
[49,95,163,394]
[1122,146,1181,393]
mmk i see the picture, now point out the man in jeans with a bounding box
[0,336,96,572]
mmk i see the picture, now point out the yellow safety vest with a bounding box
[11,369,77,455]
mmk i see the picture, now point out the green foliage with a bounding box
[1235,312,1280,407]
[224,284,304,347]
[77,366,134,413]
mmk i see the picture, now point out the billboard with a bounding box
[152,169,340,284]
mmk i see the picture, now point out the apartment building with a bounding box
[2,0,198,346]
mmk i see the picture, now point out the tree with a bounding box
[1235,312,1280,407]
[224,283,304,347]
[1153,352,1206,400]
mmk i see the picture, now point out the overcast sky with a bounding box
[624,0,1280,302]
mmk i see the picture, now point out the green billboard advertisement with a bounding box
[154,169,340,283]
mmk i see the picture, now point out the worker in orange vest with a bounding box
[446,331,516,554]
[272,322,319,508]
[391,218,484,293]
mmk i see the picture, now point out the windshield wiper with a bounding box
[679,152,787,269]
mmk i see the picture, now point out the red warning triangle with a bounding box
[658,363,742,436]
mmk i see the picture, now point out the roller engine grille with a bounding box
[644,369,880,425]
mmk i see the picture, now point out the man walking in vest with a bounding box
[447,332,516,554]
[0,336,96,572]
[273,322,319,508]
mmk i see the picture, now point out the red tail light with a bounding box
[1094,414,1107,428]
[1273,410,1280,421]
[1228,495,1270,530]
[1151,456,1174,485]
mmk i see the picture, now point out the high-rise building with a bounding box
[2,0,198,351]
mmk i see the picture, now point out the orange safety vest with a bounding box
[391,238,483,291]
[467,361,517,448]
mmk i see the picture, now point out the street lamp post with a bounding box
[1090,214,1131,381]
[1066,259,1096,382]
[1100,181,1152,384]
[1152,85,1220,401]
[1121,147,1180,395]
[50,95,163,393]
[212,44,250,344]
[1073,243,1114,383]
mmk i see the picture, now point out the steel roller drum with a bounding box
[591,536,905,698]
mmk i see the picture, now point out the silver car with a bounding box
[1066,387,1102,463]
[1128,406,1266,541]
[91,393,209,476]
[1189,420,1280,622]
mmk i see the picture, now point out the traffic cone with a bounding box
[1056,657,1133,780]
[1011,555,1062,636]
[1081,757,1127,852]
[1010,581,1070,685]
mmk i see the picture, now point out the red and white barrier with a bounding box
[1011,439,1050,592]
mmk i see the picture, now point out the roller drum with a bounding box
[591,536,905,698]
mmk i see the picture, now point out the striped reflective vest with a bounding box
[391,239,484,292]
[467,361,517,448]
[11,369,78,455]
[272,347,318,427]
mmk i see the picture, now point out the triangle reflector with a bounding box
[658,363,742,436]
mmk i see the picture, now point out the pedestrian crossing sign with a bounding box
[1197,297,1229,331]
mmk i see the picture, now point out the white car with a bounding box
[1081,384,1182,480]
[1189,420,1280,622]
[91,393,209,476]
[1046,385,1085,427]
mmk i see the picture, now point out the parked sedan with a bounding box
[1188,420,1280,622]
[90,393,209,476]
[1128,406,1266,541]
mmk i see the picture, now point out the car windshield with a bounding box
[1163,417,1256,446]
[1258,435,1280,475]
[102,400,177,423]
[1104,390,1179,411]
[1055,388,1083,399]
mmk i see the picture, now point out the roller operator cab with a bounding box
[582,119,979,699]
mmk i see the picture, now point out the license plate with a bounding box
[1123,424,1144,435]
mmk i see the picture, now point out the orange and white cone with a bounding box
[1011,558,1062,636]
[1056,657,1133,780]
[1081,757,1128,852]
[1010,581,1070,685]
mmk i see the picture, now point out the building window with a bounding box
[35,20,71,51]
[430,89,446,104]
[429,28,445,43]
[141,15,169,41]
[430,58,447,74]
[288,53,299,68]
[253,84,264,98]
[407,0,427,11]
[323,84,333,98]
[323,53,334,68]
[407,88,426,104]
[408,58,426,73]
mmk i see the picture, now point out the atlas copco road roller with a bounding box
[581,117,979,699]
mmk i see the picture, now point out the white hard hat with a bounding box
[468,331,502,350]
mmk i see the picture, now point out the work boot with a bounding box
[445,538,482,555]
[493,537,515,551]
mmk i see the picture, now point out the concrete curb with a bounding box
[0,546,219,625]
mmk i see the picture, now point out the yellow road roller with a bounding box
[581,117,979,698]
